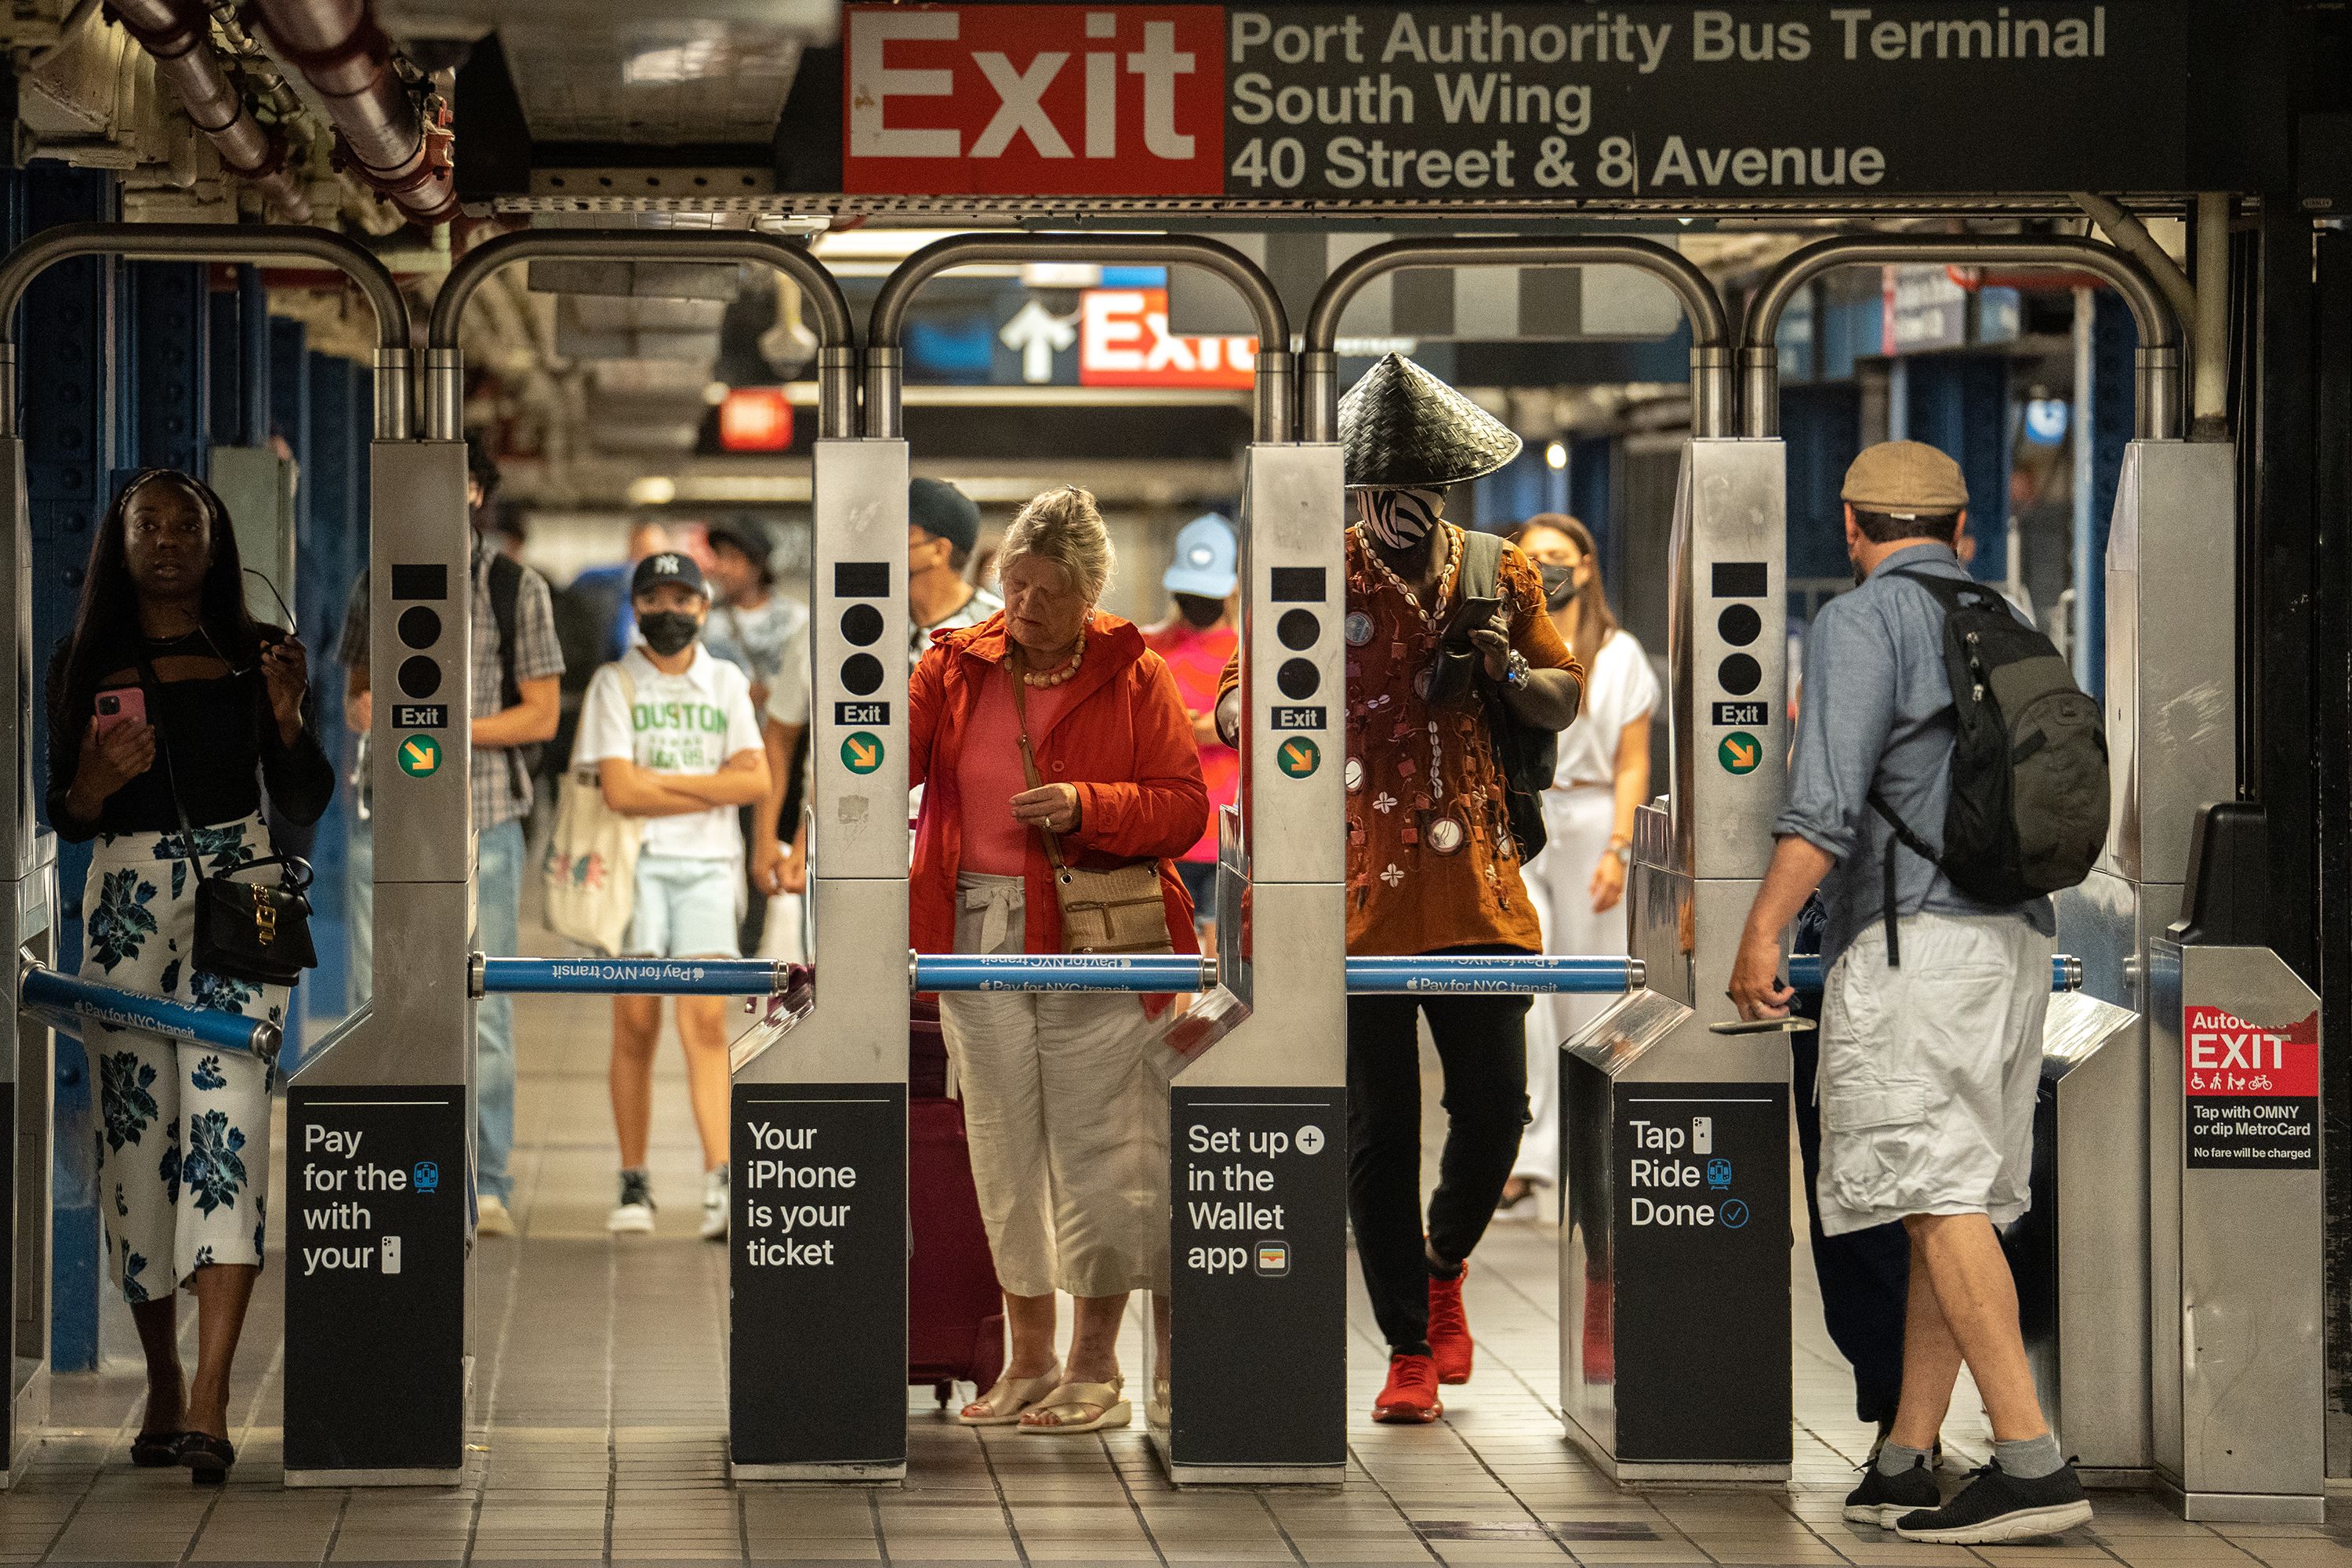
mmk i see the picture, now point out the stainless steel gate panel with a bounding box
[2147,940,2324,1522]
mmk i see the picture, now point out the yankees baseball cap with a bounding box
[631,550,709,601]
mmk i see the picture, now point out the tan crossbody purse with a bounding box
[1010,662,1174,956]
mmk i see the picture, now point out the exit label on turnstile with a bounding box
[2184,1004,2319,1168]
[1276,736,1321,778]
[840,731,884,775]
[396,735,442,778]
[1716,732,1760,775]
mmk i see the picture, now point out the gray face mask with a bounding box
[1355,487,1446,549]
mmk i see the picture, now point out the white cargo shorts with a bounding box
[1815,911,2055,1237]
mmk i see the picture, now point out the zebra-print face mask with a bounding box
[1355,486,1446,550]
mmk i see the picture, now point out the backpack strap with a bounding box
[1456,526,1504,602]
[1866,789,1945,968]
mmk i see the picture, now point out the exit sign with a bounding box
[1078,288,1254,389]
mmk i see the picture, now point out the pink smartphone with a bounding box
[93,687,146,739]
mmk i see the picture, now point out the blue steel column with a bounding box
[2076,292,2140,702]
[15,167,119,1373]
[263,316,313,1060]
[208,265,268,448]
[122,263,211,477]
[299,354,364,1025]
[1903,354,2013,583]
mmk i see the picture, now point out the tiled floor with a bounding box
[9,982,2342,1565]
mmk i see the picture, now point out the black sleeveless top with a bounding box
[45,631,335,841]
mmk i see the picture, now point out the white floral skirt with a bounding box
[82,815,285,1302]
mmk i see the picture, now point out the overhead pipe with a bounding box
[247,0,456,227]
[1740,234,2182,441]
[0,221,413,438]
[427,229,858,441]
[1300,237,1735,441]
[109,0,313,221]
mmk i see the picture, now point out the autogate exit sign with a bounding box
[2183,1004,2318,1170]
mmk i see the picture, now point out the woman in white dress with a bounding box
[1501,515,1660,1208]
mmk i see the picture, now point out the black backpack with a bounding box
[1869,568,2108,964]
[1456,531,1555,862]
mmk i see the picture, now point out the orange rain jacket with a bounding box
[909,611,1208,989]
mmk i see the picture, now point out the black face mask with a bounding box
[1174,593,1225,629]
[639,611,701,656]
[1538,562,1578,611]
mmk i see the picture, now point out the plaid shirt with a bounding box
[338,539,566,829]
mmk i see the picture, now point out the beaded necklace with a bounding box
[1018,630,1087,688]
[1350,525,1459,809]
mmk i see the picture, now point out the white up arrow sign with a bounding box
[999,299,1077,384]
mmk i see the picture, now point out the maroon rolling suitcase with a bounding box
[908,1000,1007,1403]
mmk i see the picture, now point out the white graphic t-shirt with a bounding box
[574,644,764,860]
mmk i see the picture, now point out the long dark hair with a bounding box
[1512,512,1617,674]
[50,469,264,745]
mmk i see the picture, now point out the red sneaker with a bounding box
[1428,1262,1472,1385]
[1372,1352,1443,1424]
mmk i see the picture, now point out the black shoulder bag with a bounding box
[135,650,320,989]
[1450,530,1557,861]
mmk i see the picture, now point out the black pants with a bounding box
[1348,950,1531,1357]
[1791,898,1911,1424]
[737,803,768,956]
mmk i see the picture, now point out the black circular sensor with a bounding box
[397,606,442,649]
[397,655,442,699]
[1717,654,1762,696]
[1276,658,1320,699]
[1277,609,1320,651]
[1716,604,1762,648]
[840,653,884,696]
[839,604,884,647]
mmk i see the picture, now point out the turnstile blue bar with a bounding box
[1342,956,1639,993]
[1784,953,2080,993]
[478,957,793,996]
[20,965,280,1057]
[477,953,1644,996]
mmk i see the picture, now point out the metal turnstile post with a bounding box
[283,436,474,1486]
[1561,437,1793,1480]
[0,432,52,1486]
[729,435,913,1483]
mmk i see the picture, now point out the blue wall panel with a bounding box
[15,166,118,1372]
[1903,353,2013,583]
[1782,382,1864,591]
[299,354,365,1022]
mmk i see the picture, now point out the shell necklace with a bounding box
[1351,524,1460,626]
[1019,631,1086,688]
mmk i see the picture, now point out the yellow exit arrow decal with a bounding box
[847,736,877,768]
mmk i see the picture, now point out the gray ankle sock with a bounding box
[1994,1433,2065,1479]
[1875,1440,1931,1478]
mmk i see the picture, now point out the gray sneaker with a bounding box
[1844,1458,1941,1526]
[700,1167,730,1241]
[1895,1461,2092,1544]
[608,1169,655,1234]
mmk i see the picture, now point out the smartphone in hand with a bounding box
[93,687,146,739]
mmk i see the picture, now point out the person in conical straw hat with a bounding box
[1218,352,1584,1423]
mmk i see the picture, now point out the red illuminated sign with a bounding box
[1077,288,1254,387]
[718,387,793,452]
[844,5,1224,195]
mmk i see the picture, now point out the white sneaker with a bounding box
[608,1170,655,1234]
[477,1193,515,1237]
[700,1167,729,1241]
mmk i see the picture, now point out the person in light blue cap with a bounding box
[1144,513,1240,940]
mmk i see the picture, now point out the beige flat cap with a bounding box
[1841,440,1969,514]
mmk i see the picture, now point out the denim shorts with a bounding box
[626,854,743,960]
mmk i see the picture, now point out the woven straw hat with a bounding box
[1338,354,1523,490]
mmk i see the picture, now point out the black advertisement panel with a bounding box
[1169,1086,1346,1468]
[284,1087,467,1473]
[1611,1081,1790,1463]
[730,1083,906,1471]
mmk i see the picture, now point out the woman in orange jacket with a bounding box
[909,485,1207,1436]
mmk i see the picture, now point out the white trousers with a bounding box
[936,873,1171,1298]
[1514,787,1624,1185]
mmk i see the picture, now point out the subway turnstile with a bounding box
[0,223,419,1486]
[1745,234,2196,1491]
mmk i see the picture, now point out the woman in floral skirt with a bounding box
[48,470,332,1483]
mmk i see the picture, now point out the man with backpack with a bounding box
[1730,441,2104,1545]
[339,439,564,1239]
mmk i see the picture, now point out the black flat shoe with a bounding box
[177,1432,234,1485]
[129,1431,183,1468]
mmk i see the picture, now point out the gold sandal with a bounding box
[959,1363,1063,1426]
[1018,1379,1130,1434]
